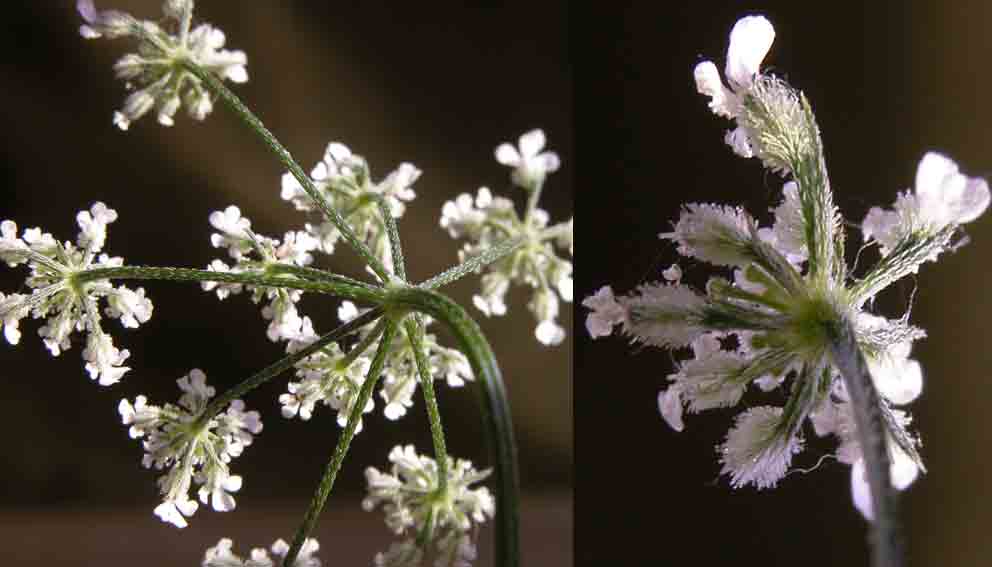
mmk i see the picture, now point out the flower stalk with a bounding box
[282,320,399,567]
[828,318,903,567]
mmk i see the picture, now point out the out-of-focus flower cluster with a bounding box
[0,202,152,385]
[584,14,990,519]
[119,369,262,528]
[441,129,573,346]
[77,0,248,129]
[365,445,493,567]
[203,537,321,567]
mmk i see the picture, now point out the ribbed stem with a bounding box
[376,195,407,282]
[404,316,449,492]
[74,265,385,306]
[180,60,390,281]
[829,317,903,567]
[419,236,526,290]
[282,320,398,567]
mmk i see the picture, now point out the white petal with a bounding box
[725,15,775,89]
[518,129,546,158]
[956,176,991,223]
[915,152,959,204]
[658,388,684,432]
[494,143,520,166]
[693,61,736,118]
[851,458,873,520]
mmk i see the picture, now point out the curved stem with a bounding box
[828,317,903,567]
[388,287,519,567]
[74,266,386,306]
[180,61,390,282]
[197,307,384,424]
[282,320,398,567]
[404,316,449,492]
[418,236,526,290]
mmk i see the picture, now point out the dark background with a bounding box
[0,2,570,565]
[577,2,992,567]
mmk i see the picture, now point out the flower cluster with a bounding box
[364,445,493,566]
[119,369,262,528]
[77,0,248,129]
[203,205,318,342]
[203,537,321,567]
[278,302,473,429]
[441,130,573,346]
[584,14,989,517]
[281,142,419,271]
[0,202,152,385]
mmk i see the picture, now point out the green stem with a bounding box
[266,264,375,290]
[282,321,398,567]
[523,178,545,227]
[197,307,384,424]
[375,195,407,282]
[828,317,903,567]
[180,61,390,282]
[387,287,519,567]
[74,266,385,306]
[404,316,449,492]
[418,236,526,290]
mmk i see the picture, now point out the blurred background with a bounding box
[577,2,992,566]
[0,2,570,565]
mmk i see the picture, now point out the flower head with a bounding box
[584,13,988,516]
[494,129,561,189]
[119,369,262,528]
[280,142,419,268]
[364,445,492,565]
[203,205,317,342]
[0,203,151,384]
[78,0,248,129]
[441,184,572,346]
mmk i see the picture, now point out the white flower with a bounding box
[582,286,627,339]
[0,203,151,383]
[850,449,920,521]
[280,142,418,268]
[442,178,572,347]
[279,342,375,432]
[694,15,776,158]
[119,369,262,528]
[494,129,560,189]
[863,152,991,256]
[78,0,248,129]
[205,207,318,343]
[363,445,494,538]
[203,537,322,567]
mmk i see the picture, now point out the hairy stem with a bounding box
[197,308,384,424]
[376,195,407,282]
[388,287,520,567]
[404,316,449,492]
[75,265,385,306]
[180,61,390,281]
[418,236,526,290]
[828,317,903,567]
[282,321,399,567]
[265,264,376,290]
